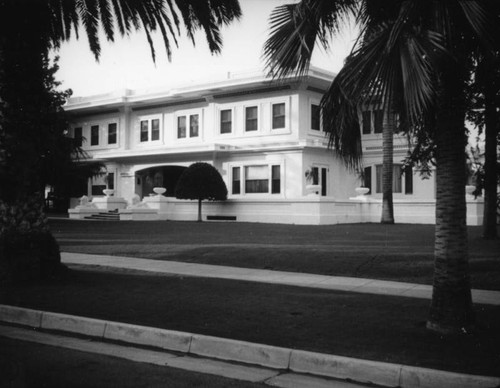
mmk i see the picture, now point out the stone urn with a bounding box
[354,187,370,196]
[465,185,476,195]
[306,184,321,195]
[102,189,115,197]
[153,187,167,196]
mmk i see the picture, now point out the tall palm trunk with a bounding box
[381,112,395,224]
[427,74,474,334]
[482,56,498,239]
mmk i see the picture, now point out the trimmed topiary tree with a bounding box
[175,163,228,222]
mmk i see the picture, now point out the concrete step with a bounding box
[84,211,120,221]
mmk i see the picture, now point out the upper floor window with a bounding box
[177,116,186,138]
[140,118,160,142]
[362,109,384,134]
[90,125,99,146]
[272,103,285,129]
[245,106,258,132]
[190,114,199,137]
[178,114,199,139]
[311,104,321,131]
[108,123,117,144]
[74,127,83,147]
[220,109,232,134]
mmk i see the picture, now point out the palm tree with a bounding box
[380,108,395,224]
[0,0,241,280]
[264,0,498,334]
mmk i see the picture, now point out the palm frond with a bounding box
[264,0,356,80]
[321,75,363,171]
[49,0,241,62]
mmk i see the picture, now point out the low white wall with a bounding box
[71,194,484,225]
[160,196,484,226]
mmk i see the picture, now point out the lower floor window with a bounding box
[375,164,413,194]
[232,164,281,195]
[245,165,269,193]
[310,166,328,196]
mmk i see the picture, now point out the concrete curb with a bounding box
[1,305,499,388]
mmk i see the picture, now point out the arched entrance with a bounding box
[135,165,187,198]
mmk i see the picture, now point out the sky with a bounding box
[52,0,358,97]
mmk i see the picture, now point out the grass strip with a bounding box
[2,267,499,377]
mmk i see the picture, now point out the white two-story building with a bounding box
[66,68,483,225]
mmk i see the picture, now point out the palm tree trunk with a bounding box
[381,112,394,224]
[482,56,498,239]
[427,78,474,334]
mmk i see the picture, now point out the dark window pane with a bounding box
[91,185,106,196]
[91,125,99,146]
[245,106,258,131]
[190,115,199,137]
[140,120,149,142]
[405,166,413,194]
[362,111,371,134]
[221,109,232,134]
[321,168,327,196]
[178,116,186,138]
[245,180,268,193]
[245,165,268,193]
[312,167,319,185]
[232,167,240,194]
[363,166,372,194]
[272,103,285,129]
[374,110,384,133]
[151,119,160,141]
[107,172,115,190]
[393,165,402,193]
[311,104,320,130]
[376,165,382,193]
[74,127,83,147]
[271,165,280,194]
[108,123,117,144]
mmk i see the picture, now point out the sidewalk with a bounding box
[62,252,500,306]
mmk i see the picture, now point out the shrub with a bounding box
[175,162,228,222]
[0,196,66,282]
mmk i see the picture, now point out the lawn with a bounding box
[1,268,499,377]
[50,220,500,289]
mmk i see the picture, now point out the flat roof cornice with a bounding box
[65,67,335,114]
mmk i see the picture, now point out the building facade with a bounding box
[66,68,483,225]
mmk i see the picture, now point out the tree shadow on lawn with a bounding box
[1,268,499,377]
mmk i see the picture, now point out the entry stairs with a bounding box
[84,210,120,221]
